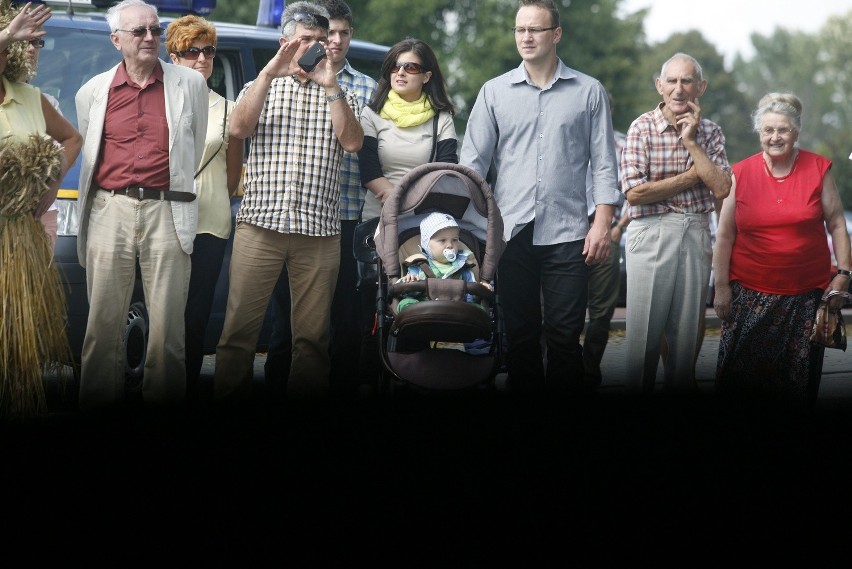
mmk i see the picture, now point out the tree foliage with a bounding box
[208,0,852,208]
[733,9,852,205]
[210,0,258,25]
[341,0,648,126]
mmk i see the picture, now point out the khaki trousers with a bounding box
[214,222,339,401]
[80,191,190,410]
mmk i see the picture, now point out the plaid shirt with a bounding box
[621,103,731,219]
[236,76,360,236]
[337,60,377,221]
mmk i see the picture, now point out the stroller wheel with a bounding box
[375,369,409,399]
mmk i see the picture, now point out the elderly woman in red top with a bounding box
[713,92,851,407]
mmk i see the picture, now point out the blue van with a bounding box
[34,0,387,386]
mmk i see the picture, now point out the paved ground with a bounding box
[198,306,852,404]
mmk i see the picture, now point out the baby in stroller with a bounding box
[396,212,491,313]
[365,162,505,391]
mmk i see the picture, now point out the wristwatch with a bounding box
[838,269,852,277]
[326,91,346,103]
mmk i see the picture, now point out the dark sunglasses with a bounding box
[29,39,45,48]
[391,61,427,75]
[175,45,216,59]
[115,26,165,37]
[283,12,330,30]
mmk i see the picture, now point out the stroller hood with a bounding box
[376,162,506,281]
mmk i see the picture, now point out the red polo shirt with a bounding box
[94,61,170,190]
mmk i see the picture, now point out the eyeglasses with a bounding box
[282,12,330,31]
[391,62,427,75]
[512,26,558,35]
[29,39,45,48]
[760,127,795,137]
[115,26,165,37]
[175,46,216,59]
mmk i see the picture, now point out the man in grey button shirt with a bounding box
[460,0,621,394]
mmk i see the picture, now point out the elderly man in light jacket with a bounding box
[75,0,207,410]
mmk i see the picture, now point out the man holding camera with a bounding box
[213,1,363,402]
[263,0,378,400]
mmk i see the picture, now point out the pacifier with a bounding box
[443,248,457,262]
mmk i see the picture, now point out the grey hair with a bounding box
[660,52,703,83]
[751,92,803,133]
[106,0,158,32]
[280,1,330,39]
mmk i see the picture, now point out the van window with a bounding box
[347,50,383,85]
[251,48,278,82]
[34,27,123,126]
[210,48,243,101]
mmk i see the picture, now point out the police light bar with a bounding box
[81,0,217,15]
[256,0,284,28]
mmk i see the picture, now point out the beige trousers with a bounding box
[79,190,190,410]
[214,222,339,401]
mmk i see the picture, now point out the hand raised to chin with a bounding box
[677,99,702,141]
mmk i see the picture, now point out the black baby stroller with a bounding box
[355,162,506,393]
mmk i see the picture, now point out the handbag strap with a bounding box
[194,98,228,179]
[429,112,439,162]
[822,290,852,304]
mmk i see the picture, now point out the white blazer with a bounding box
[74,59,209,267]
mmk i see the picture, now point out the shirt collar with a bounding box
[652,102,675,134]
[509,58,578,88]
[336,59,357,78]
[110,59,165,89]
[0,76,24,106]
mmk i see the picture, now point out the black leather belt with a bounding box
[100,186,196,202]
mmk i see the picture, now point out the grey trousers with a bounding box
[624,213,711,393]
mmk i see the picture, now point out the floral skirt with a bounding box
[716,281,823,404]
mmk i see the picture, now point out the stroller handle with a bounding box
[389,279,494,303]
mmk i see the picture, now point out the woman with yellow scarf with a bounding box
[356,38,457,381]
[357,38,457,220]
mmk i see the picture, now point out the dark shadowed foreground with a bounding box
[4,328,852,564]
